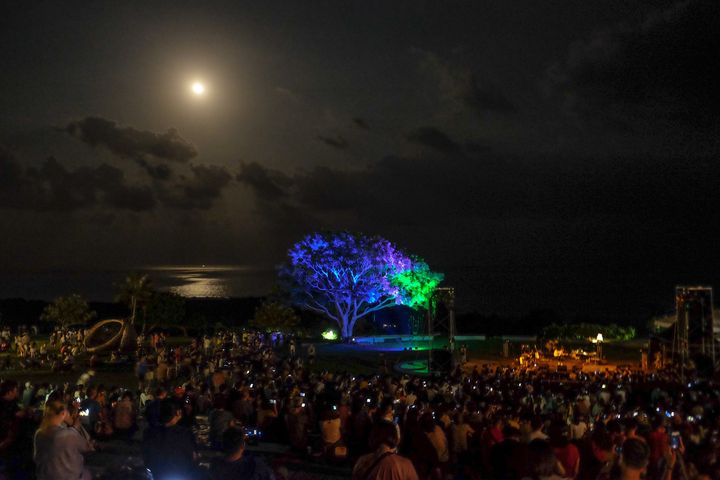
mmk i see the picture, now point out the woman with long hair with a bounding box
[34,400,92,480]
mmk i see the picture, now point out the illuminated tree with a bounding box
[280,232,443,340]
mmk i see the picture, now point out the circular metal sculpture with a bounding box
[85,319,137,353]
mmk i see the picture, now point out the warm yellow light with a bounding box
[191,82,205,95]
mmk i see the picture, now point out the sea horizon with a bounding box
[0,265,277,302]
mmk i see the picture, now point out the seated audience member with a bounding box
[210,427,276,480]
[353,420,419,480]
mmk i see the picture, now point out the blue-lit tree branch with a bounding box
[280,231,443,339]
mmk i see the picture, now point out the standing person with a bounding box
[647,417,668,477]
[525,439,567,480]
[410,412,449,480]
[113,391,136,441]
[0,380,25,476]
[596,437,650,480]
[353,421,419,480]
[285,399,309,452]
[145,387,167,429]
[142,400,199,480]
[208,396,235,451]
[33,400,92,480]
[65,403,94,452]
[570,415,588,441]
[210,428,276,480]
[491,426,528,480]
[450,412,475,462]
[136,356,149,390]
[549,420,580,479]
[307,343,316,365]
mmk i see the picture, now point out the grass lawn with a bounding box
[0,364,139,389]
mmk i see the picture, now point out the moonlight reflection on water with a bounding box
[0,265,275,301]
[144,265,267,298]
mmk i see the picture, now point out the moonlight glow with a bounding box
[191,82,205,95]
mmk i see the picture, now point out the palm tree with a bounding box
[115,273,154,327]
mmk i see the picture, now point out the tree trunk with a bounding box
[130,296,137,325]
[341,316,353,342]
[119,321,137,351]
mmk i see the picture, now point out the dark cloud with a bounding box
[136,159,173,180]
[406,126,461,153]
[160,164,232,210]
[352,117,369,129]
[1,144,232,212]
[462,75,516,114]
[238,148,720,245]
[65,116,198,162]
[419,52,516,115]
[59,118,233,210]
[0,148,155,212]
[549,0,720,130]
[236,162,292,201]
[294,166,371,211]
[316,135,349,150]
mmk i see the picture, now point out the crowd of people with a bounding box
[1,327,86,372]
[0,327,719,480]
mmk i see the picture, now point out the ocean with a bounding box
[0,265,277,301]
[0,265,678,321]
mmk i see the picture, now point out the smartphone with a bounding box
[670,432,680,449]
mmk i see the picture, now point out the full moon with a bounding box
[191,82,205,95]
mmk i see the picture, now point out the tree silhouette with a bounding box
[145,291,187,332]
[280,232,443,340]
[250,301,300,331]
[114,273,154,329]
[40,294,96,329]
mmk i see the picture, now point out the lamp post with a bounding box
[596,333,603,361]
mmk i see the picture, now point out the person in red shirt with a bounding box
[647,417,668,468]
[549,420,580,479]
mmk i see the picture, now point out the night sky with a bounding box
[1,1,719,321]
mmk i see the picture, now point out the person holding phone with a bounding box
[34,400,92,480]
[647,417,668,468]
